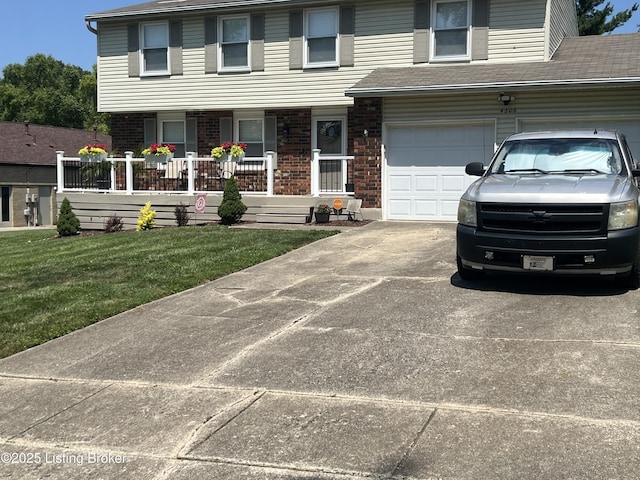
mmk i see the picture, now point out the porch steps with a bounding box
[256,205,313,224]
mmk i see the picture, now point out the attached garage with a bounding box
[384,122,495,221]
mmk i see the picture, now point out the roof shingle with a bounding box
[0,122,112,166]
[347,33,640,97]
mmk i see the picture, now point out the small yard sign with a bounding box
[195,194,207,213]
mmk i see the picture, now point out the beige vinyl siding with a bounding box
[383,87,640,152]
[96,0,416,113]
[488,0,547,62]
[548,0,578,58]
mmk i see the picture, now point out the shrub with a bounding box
[174,203,191,227]
[136,202,156,231]
[104,214,124,233]
[56,197,80,236]
[217,176,247,225]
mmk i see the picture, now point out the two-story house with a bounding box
[78,0,640,223]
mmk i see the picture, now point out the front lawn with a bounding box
[0,226,337,359]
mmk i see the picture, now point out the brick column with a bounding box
[351,97,382,208]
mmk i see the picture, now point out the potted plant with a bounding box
[78,143,108,162]
[211,142,248,161]
[142,143,177,163]
[314,204,331,223]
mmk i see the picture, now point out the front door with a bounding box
[314,118,346,192]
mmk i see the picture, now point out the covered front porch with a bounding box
[57,151,355,198]
[56,151,359,229]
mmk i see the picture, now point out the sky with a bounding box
[0,0,639,75]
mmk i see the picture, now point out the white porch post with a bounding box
[342,157,349,193]
[186,152,195,195]
[311,149,321,197]
[56,151,65,194]
[109,159,116,190]
[266,151,274,196]
[125,151,133,195]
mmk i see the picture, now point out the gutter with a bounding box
[85,0,331,21]
[345,77,640,97]
[85,20,97,35]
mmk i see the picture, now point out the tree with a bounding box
[57,198,80,236]
[576,0,638,35]
[217,177,247,225]
[0,54,108,132]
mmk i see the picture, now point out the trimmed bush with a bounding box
[136,202,156,231]
[217,176,247,225]
[104,214,124,233]
[56,197,80,236]
[174,203,191,227]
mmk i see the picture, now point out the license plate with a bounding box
[523,255,554,271]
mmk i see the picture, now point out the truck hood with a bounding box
[465,173,637,204]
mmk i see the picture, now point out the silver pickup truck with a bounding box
[456,130,640,288]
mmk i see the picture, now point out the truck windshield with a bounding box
[490,138,624,175]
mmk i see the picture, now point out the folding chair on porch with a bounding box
[345,199,363,221]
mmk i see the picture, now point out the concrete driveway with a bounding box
[1,221,639,479]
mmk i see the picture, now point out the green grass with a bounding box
[0,226,337,359]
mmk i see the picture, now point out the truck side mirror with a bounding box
[465,162,486,176]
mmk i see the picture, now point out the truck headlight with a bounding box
[608,200,638,230]
[458,199,477,227]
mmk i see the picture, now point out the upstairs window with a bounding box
[141,22,169,74]
[432,0,470,61]
[220,16,250,71]
[304,7,339,67]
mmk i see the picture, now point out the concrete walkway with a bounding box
[1,221,640,479]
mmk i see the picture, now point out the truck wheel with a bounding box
[457,255,484,281]
[627,248,640,290]
[617,247,640,290]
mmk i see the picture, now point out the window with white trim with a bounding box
[162,120,186,157]
[141,22,169,74]
[432,0,470,61]
[304,7,339,67]
[220,15,250,71]
[238,118,264,156]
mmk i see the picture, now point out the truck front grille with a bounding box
[479,203,607,234]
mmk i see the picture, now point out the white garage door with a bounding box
[520,119,640,160]
[386,123,495,221]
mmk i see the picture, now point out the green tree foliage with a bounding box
[576,0,638,35]
[56,198,80,236]
[218,176,247,225]
[0,54,108,132]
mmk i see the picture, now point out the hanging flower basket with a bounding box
[211,142,248,161]
[142,143,176,163]
[144,153,172,164]
[78,144,109,163]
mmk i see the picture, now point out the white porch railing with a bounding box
[311,149,355,197]
[57,151,275,196]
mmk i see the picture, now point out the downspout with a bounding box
[86,20,98,35]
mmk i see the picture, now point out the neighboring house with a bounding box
[0,121,111,228]
[81,0,640,222]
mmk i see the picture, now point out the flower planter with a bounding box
[314,212,330,223]
[145,154,171,164]
[80,153,108,163]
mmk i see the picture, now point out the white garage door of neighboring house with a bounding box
[385,123,495,221]
[519,119,640,160]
